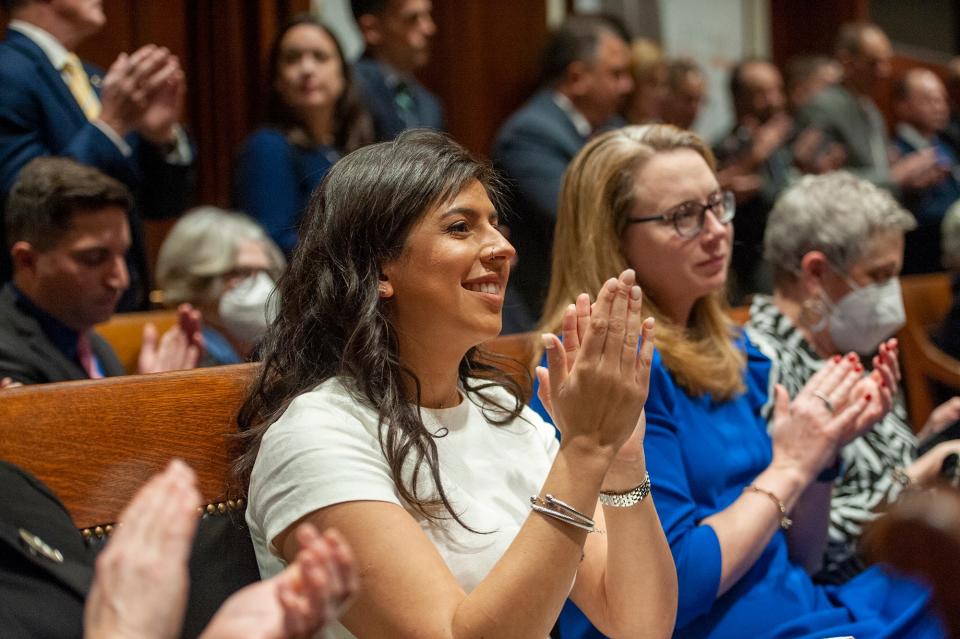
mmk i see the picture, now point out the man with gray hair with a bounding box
[797,22,942,195]
[493,14,633,330]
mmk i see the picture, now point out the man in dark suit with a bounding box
[0,460,94,637]
[492,15,633,331]
[796,22,941,196]
[0,157,202,385]
[892,69,960,274]
[0,0,195,310]
[350,0,443,141]
[0,458,356,638]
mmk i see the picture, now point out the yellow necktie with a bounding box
[62,53,101,121]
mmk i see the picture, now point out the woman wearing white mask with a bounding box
[156,207,286,364]
[748,171,960,584]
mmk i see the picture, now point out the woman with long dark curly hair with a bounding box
[233,14,374,254]
[234,130,677,638]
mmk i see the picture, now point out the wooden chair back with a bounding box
[897,273,960,429]
[0,363,257,530]
[94,309,179,374]
[727,304,751,326]
[863,485,960,637]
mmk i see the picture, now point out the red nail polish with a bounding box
[865,394,872,401]
[855,364,863,373]
[847,353,857,362]
[880,378,886,388]
[832,355,842,363]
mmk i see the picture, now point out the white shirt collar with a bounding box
[552,91,592,138]
[9,19,72,71]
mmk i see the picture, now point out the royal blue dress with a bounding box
[531,339,945,639]
[233,127,340,255]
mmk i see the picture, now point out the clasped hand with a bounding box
[535,269,655,464]
[99,44,185,145]
[771,344,900,482]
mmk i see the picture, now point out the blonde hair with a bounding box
[538,124,745,400]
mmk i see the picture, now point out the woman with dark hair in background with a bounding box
[234,130,677,638]
[234,14,374,254]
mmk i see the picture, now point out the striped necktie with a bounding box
[62,53,101,121]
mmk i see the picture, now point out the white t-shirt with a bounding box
[246,377,560,637]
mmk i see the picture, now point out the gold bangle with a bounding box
[744,484,792,530]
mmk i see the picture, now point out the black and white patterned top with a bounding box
[746,295,917,583]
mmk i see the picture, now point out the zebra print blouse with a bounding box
[746,295,917,583]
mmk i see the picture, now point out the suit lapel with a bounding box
[4,29,88,129]
[0,462,94,599]
[0,287,87,382]
[537,91,588,158]
[0,523,93,598]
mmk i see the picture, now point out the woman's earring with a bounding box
[378,282,393,298]
[800,296,828,332]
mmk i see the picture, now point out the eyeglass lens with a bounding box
[675,192,735,237]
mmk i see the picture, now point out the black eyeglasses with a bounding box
[626,190,736,238]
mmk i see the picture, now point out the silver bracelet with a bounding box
[599,473,651,508]
[530,494,598,533]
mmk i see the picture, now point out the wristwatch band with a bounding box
[599,473,651,508]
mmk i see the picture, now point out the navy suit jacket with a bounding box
[0,285,124,385]
[492,90,588,323]
[352,55,444,141]
[0,28,195,308]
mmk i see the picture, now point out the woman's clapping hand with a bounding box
[769,354,874,482]
[536,269,655,459]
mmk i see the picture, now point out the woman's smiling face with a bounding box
[381,179,515,349]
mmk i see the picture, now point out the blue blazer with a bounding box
[0,28,195,307]
[491,90,589,323]
[352,55,444,142]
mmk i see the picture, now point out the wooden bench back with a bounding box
[94,309,179,374]
[0,363,257,529]
[897,273,960,428]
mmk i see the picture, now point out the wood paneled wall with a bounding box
[769,0,956,133]
[1,1,549,274]
[769,0,869,69]
[419,1,548,157]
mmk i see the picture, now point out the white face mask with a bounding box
[825,276,905,356]
[218,272,278,344]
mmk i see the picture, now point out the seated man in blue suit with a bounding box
[492,15,633,331]
[350,0,443,141]
[892,68,960,274]
[0,0,195,310]
[0,157,203,385]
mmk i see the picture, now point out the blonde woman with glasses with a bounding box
[533,124,946,639]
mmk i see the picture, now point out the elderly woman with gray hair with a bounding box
[156,207,286,365]
[748,171,960,584]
